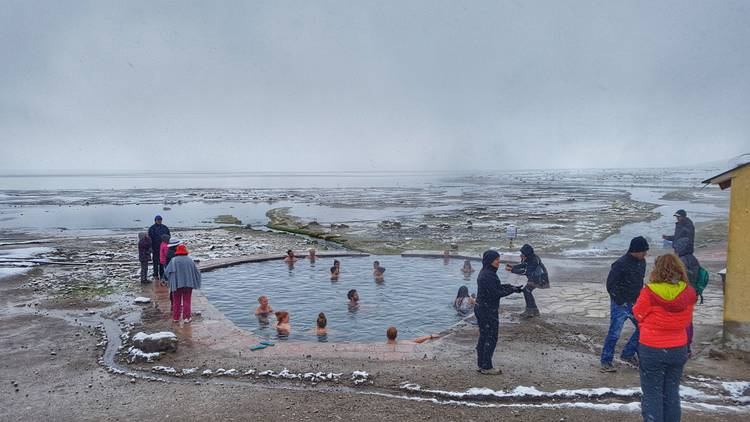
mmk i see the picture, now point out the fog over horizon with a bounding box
[1,1,748,173]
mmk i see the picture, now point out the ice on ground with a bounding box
[0,267,30,279]
[182,368,198,375]
[132,331,176,342]
[0,247,55,259]
[352,371,370,385]
[722,381,750,400]
[127,347,160,362]
[151,366,176,374]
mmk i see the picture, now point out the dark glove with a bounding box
[514,285,524,293]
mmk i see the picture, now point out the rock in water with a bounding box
[131,331,178,353]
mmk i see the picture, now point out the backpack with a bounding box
[695,267,709,304]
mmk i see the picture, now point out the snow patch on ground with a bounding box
[132,331,176,342]
[133,297,151,304]
[127,347,160,362]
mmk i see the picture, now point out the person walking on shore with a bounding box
[475,250,523,375]
[164,244,201,323]
[505,244,549,319]
[147,215,170,281]
[601,236,649,372]
[137,232,151,284]
[633,254,696,422]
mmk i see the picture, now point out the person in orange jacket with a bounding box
[633,253,696,422]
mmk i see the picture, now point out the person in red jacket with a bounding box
[633,253,696,422]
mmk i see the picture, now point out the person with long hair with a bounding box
[453,285,475,315]
[633,254,696,422]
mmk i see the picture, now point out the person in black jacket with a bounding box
[147,215,170,281]
[137,232,151,284]
[505,244,549,319]
[475,250,523,375]
[600,236,648,372]
[662,209,695,256]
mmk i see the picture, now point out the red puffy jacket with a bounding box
[633,281,696,348]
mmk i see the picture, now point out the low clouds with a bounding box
[1,1,748,172]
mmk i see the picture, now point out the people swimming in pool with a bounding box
[330,259,341,281]
[283,250,297,264]
[461,259,474,274]
[274,311,290,336]
[373,260,386,281]
[347,289,359,308]
[307,248,316,263]
[254,295,273,315]
[453,285,476,315]
[315,312,328,336]
[386,326,438,345]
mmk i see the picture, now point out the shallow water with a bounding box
[200,255,522,343]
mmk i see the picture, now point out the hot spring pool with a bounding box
[200,255,513,343]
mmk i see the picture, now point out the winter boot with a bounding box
[520,308,540,319]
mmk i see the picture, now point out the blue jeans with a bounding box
[639,344,688,422]
[600,299,639,364]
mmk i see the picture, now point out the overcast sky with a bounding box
[1,0,748,172]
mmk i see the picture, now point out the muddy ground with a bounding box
[1,228,748,421]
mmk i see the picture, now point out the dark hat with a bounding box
[154,215,163,221]
[628,236,650,253]
[674,209,687,217]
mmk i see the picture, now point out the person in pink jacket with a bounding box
[159,234,170,280]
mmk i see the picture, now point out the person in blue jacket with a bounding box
[475,250,523,375]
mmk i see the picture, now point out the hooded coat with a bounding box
[509,244,550,288]
[475,251,517,310]
[633,281,696,348]
[665,217,695,256]
[164,255,202,292]
[138,234,151,263]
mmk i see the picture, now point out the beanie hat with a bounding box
[155,215,163,221]
[175,244,188,255]
[628,236,649,253]
[674,209,687,217]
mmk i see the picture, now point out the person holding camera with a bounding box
[475,250,524,375]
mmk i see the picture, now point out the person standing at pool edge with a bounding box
[475,250,523,375]
[600,236,649,372]
[505,244,549,319]
[148,215,170,281]
[164,244,201,323]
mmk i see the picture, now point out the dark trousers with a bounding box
[474,306,499,370]
[139,261,149,282]
[639,344,688,422]
[152,250,160,278]
[523,284,537,309]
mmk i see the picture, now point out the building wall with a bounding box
[724,164,750,350]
